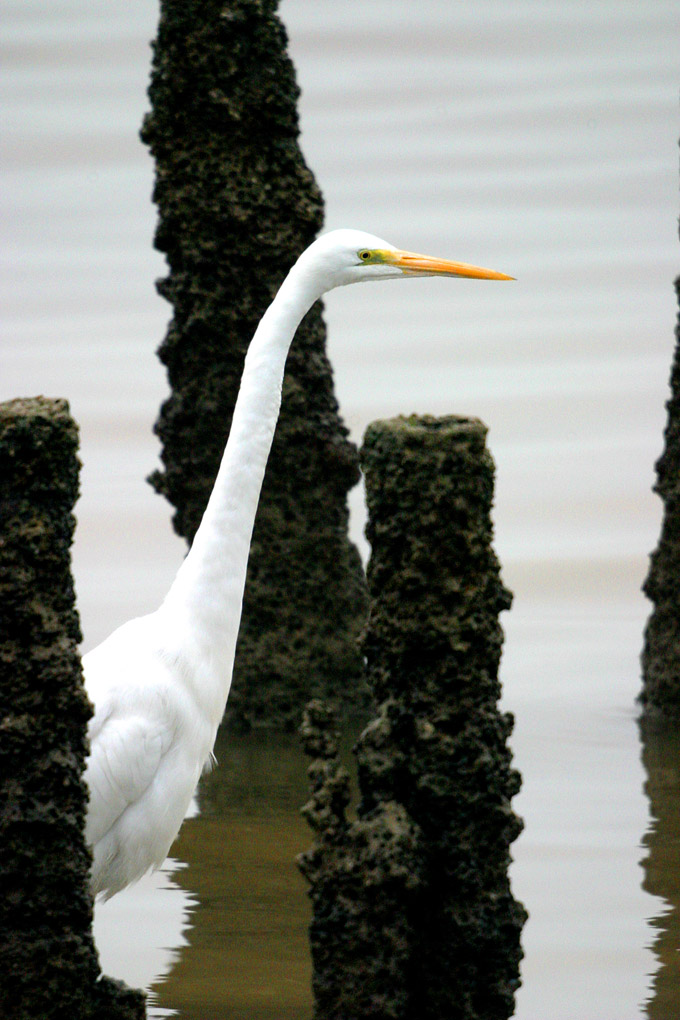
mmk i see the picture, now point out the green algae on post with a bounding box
[0,397,145,1020]
[299,414,526,1020]
[141,0,368,731]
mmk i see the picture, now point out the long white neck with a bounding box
[159,257,324,723]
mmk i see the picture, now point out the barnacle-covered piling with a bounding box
[300,415,526,1020]
[0,397,144,1020]
[141,0,368,730]
[641,277,680,720]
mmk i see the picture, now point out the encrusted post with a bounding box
[299,700,423,1019]
[141,0,368,730]
[0,398,145,1020]
[300,415,526,1020]
[641,276,680,720]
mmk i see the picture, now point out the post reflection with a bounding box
[640,719,680,1018]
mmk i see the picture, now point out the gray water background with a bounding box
[3,2,679,1017]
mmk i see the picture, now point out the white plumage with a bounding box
[82,229,512,898]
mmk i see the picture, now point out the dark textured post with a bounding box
[0,398,145,1020]
[299,700,423,1020]
[140,0,368,730]
[641,277,680,720]
[299,415,526,1020]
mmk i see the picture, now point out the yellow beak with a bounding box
[386,249,514,281]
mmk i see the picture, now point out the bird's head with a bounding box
[296,228,514,293]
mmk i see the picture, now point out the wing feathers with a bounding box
[84,711,174,847]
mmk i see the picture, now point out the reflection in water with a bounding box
[93,705,659,1018]
[93,851,196,1003]
[640,720,680,1018]
[151,725,315,1020]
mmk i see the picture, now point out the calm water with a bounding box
[3,1,680,1017]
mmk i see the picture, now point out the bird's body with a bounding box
[83,229,512,898]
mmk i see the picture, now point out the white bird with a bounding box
[82,228,512,898]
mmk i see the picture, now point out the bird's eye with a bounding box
[358,250,371,261]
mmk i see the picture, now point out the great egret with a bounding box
[83,228,512,898]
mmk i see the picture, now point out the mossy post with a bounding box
[0,398,145,1020]
[141,0,368,730]
[641,276,680,721]
[299,415,526,1020]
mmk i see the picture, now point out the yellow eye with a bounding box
[358,250,372,261]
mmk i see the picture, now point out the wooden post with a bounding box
[641,276,680,721]
[0,397,145,1020]
[141,0,368,730]
[300,415,526,1020]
